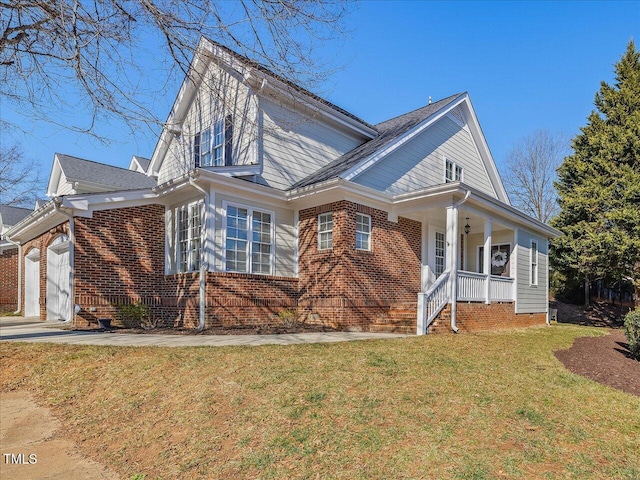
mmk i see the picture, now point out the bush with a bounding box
[115,302,149,329]
[624,309,640,360]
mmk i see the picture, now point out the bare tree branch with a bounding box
[503,129,569,223]
[0,144,45,207]
[1,0,352,141]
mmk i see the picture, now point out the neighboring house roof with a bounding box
[47,154,157,196]
[0,205,32,229]
[129,155,151,174]
[290,94,464,189]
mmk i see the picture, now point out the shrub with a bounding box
[624,309,640,360]
[115,302,149,329]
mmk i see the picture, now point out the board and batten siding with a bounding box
[515,229,548,314]
[353,116,496,198]
[158,63,257,185]
[259,96,366,190]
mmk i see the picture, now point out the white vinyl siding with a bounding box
[516,230,548,313]
[356,213,371,251]
[318,213,333,250]
[353,116,495,197]
[158,62,255,184]
[260,97,366,190]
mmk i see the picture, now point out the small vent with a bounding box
[449,107,465,126]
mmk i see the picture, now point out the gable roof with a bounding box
[148,37,378,177]
[290,93,464,189]
[0,205,32,228]
[48,154,157,196]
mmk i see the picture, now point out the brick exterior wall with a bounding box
[74,205,167,327]
[298,201,422,331]
[0,247,19,313]
[429,302,547,334]
[12,199,546,334]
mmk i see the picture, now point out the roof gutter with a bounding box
[53,198,75,324]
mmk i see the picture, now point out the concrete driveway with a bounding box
[0,317,408,347]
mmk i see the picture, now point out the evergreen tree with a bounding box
[552,40,640,307]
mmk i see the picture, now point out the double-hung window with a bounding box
[435,231,445,277]
[445,158,463,183]
[318,213,333,250]
[195,115,233,167]
[530,241,538,286]
[176,201,203,273]
[225,204,273,274]
[356,213,371,251]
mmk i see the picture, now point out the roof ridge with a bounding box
[375,92,465,128]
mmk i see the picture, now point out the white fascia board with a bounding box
[4,201,61,242]
[286,178,393,212]
[341,94,467,182]
[463,187,560,238]
[459,97,509,203]
[148,40,212,177]
[155,170,288,209]
[46,155,63,197]
[246,70,377,140]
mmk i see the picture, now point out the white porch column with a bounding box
[446,204,459,325]
[421,221,429,291]
[483,218,492,304]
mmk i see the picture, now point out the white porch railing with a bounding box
[457,271,485,301]
[417,270,450,335]
[456,271,514,302]
[490,275,514,302]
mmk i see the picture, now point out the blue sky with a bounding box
[4,0,639,178]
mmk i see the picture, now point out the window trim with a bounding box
[195,115,233,168]
[222,201,275,275]
[318,212,333,251]
[444,157,463,183]
[175,200,203,273]
[355,213,372,251]
[530,240,538,286]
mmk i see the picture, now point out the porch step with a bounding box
[369,323,415,334]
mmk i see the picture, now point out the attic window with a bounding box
[194,115,233,167]
[445,158,463,183]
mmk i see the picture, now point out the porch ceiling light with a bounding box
[464,218,470,235]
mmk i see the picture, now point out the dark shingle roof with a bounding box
[133,156,151,172]
[0,205,33,227]
[289,93,464,190]
[57,154,157,191]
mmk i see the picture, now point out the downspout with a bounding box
[450,190,471,333]
[189,175,209,331]
[5,236,22,315]
[53,198,75,324]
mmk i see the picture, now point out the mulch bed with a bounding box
[554,329,639,397]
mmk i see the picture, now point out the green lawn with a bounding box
[1,324,639,479]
